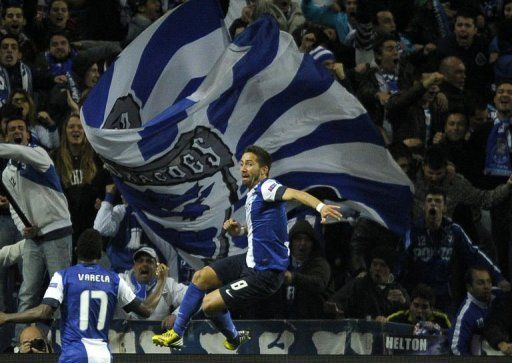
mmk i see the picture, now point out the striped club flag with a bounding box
[82,0,413,267]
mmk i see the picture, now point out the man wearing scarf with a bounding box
[116,247,187,327]
[468,81,512,280]
[0,34,32,107]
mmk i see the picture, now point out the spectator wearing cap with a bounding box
[326,246,408,321]
[116,246,186,327]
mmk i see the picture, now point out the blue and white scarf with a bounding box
[485,116,512,176]
[433,0,451,39]
[0,63,33,106]
[130,271,157,300]
[379,72,399,94]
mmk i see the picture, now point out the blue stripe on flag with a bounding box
[272,114,384,161]
[235,53,334,158]
[115,178,217,257]
[82,64,114,128]
[131,0,223,107]
[277,171,412,235]
[208,15,280,134]
[137,97,195,160]
[174,76,206,105]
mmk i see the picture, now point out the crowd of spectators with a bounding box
[0,0,511,356]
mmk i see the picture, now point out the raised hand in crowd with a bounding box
[54,75,68,85]
[498,279,512,292]
[376,91,391,106]
[422,43,437,56]
[36,111,55,128]
[421,72,444,89]
[402,138,423,149]
[432,132,445,145]
[66,90,80,114]
[332,63,346,80]
[387,289,406,305]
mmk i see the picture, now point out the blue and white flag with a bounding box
[82,0,413,267]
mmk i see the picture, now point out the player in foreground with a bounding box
[0,228,168,363]
[152,145,342,350]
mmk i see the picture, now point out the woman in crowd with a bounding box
[53,112,110,261]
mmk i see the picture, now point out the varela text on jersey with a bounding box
[78,273,111,283]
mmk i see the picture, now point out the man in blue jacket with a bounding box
[403,187,510,311]
[450,266,501,355]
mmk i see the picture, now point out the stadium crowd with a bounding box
[0,0,511,356]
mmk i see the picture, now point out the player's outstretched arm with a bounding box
[131,263,169,318]
[0,304,54,325]
[282,188,342,223]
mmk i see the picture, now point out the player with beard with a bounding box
[0,112,73,345]
[403,188,509,313]
[152,145,342,350]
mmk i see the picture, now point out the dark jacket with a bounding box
[404,218,503,303]
[484,291,512,350]
[330,274,408,319]
[355,60,423,127]
[436,34,492,97]
[285,220,333,319]
[391,100,445,148]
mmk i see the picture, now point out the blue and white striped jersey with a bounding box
[43,263,136,363]
[245,178,289,271]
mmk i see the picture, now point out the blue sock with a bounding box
[173,283,205,336]
[206,310,238,342]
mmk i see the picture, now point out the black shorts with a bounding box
[210,253,285,310]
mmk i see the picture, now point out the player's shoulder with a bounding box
[260,178,281,192]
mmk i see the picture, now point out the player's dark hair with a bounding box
[76,228,103,261]
[244,145,272,170]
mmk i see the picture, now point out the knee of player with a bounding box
[201,294,217,315]
[191,267,216,290]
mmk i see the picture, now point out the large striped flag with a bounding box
[82,0,413,267]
